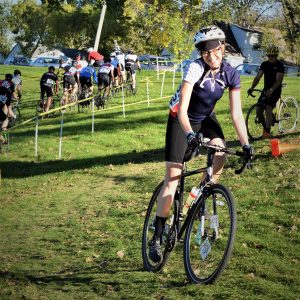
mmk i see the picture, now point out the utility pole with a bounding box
[93,1,107,52]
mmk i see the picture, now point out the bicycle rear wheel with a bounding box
[184,184,236,284]
[278,96,299,133]
[142,181,176,272]
[246,103,265,140]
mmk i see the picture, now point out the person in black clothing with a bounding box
[40,66,59,112]
[248,45,284,138]
[0,85,12,143]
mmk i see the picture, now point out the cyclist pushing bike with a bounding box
[248,45,284,139]
[148,25,254,263]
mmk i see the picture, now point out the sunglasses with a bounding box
[202,47,222,57]
[267,54,277,58]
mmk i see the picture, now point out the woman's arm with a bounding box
[229,89,249,146]
[177,80,194,135]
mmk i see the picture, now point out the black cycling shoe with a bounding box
[149,238,162,263]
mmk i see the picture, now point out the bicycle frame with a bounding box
[169,143,246,248]
[170,147,222,246]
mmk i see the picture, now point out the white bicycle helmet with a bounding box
[194,26,225,50]
[87,47,94,52]
[110,52,116,57]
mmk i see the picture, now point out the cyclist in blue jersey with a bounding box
[79,64,98,97]
[149,25,254,263]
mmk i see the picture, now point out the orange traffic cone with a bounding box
[271,139,300,157]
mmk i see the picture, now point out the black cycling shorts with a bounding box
[98,73,111,88]
[125,65,135,75]
[113,68,119,78]
[0,109,7,122]
[165,113,225,163]
[80,77,92,88]
[261,89,281,108]
[41,84,53,98]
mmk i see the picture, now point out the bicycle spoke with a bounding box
[184,184,236,284]
[246,104,264,140]
[142,181,175,272]
[278,96,299,133]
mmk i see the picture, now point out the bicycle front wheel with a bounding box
[278,96,299,133]
[142,181,176,272]
[246,103,265,141]
[184,184,236,284]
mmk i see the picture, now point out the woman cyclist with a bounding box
[149,25,254,263]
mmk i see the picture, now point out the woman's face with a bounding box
[202,45,224,70]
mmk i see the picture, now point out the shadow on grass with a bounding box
[2,131,299,179]
[1,147,165,179]
[0,264,187,288]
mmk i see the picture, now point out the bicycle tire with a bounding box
[246,103,265,141]
[278,96,299,133]
[125,84,132,97]
[13,106,21,125]
[183,184,236,284]
[142,181,176,272]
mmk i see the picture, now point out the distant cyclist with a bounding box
[115,49,126,84]
[62,64,78,104]
[0,85,12,143]
[98,56,115,98]
[125,50,141,91]
[248,45,284,138]
[110,52,121,87]
[73,52,88,75]
[87,47,104,66]
[79,63,98,97]
[40,66,59,113]
[12,69,22,100]
[0,74,17,119]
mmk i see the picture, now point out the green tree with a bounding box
[0,1,13,56]
[123,0,197,58]
[8,0,51,57]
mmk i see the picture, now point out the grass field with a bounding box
[0,65,299,299]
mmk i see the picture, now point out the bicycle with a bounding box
[78,84,92,113]
[142,134,251,284]
[246,89,299,140]
[60,86,76,109]
[94,85,109,110]
[125,69,137,97]
[36,95,56,116]
[8,98,21,128]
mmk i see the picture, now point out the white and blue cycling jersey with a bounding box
[111,57,119,69]
[169,58,240,122]
[79,66,98,84]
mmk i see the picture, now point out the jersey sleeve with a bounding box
[228,68,241,91]
[278,61,285,73]
[259,61,267,73]
[183,61,204,85]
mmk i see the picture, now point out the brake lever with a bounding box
[234,162,247,174]
[235,158,252,174]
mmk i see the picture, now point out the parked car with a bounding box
[235,63,260,75]
[30,56,62,68]
[139,55,175,71]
